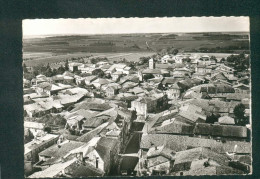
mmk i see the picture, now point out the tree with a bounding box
[234,103,247,126]
[206,113,220,124]
[44,65,53,77]
[57,65,65,74]
[139,57,150,64]
[226,53,249,72]
[220,58,225,63]
[157,83,164,90]
[52,68,58,76]
[92,69,105,78]
[143,74,154,81]
[65,60,69,71]
[182,57,191,63]
[23,63,28,73]
[167,47,178,55]
[210,56,217,63]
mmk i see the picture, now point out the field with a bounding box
[24,52,156,67]
[23,32,250,67]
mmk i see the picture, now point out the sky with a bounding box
[23,17,249,36]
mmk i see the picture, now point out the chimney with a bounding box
[96,157,99,168]
[155,146,158,150]
[77,152,83,162]
[61,157,65,163]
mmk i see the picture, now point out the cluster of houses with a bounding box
[23,53,251,177]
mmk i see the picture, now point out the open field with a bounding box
[23,32,249,67]
[24,52,156,67]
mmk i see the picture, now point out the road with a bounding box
[120,122,144,172]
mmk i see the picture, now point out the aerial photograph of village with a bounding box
[23,17,251,177]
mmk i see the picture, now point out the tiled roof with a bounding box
[140,134,251,154]
[39,140,85,159]
[147,145,175,161]
[64,161,104,177]
[28,158,77,178]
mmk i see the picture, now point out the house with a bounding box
[161,55,172,64]
[24,121,45,137]
[84,137,119,174]
[24,134,59,175]
[131,94,168,117]
[142,69,170,78]
[156,64,174,70]
[149,119,194,135]
[174,164,244,176]
[173,54,189,64]
[233,84,250,94]
[106,63,127,74]
[38,140,85,164]
[65,115,85,131]
[75,76,86,85]
[28,158,78,178]
[52,75,65,83]
[85,75,98,85]
[106,86,120,97]
[144,145,175,175]
[36,82,69,96]
[25,133,59,163]
[69,62,83,72]
[64,160,105,177]
[171,147,234,175]
[173,67,191,77]
[111,71,123,81]
[166,83,181,99]
[175,110,206,124]
[161,77,180,87]
[24,103,48,117]
[140,134,251,154]
[215,64,235,75]
[218,116,235,125]
[29,137,102,178]
[91,78,111,89]
[193,123,247,138]
[200,55,211,64]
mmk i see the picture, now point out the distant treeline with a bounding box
[88,41,116,46]
[187,44,249,53]
[158,34,178,40]
[193,33,249,40]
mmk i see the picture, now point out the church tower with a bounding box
[149,58,155,69]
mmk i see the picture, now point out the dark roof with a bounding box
[147,145,175,160]
[37,82,52,90]
[97,137,118,151]
[194,123,247,138]
[142,69,169,75]
[39,141,85,158]
[140,134,251,154]
[200,84,235,94]
[151,121,193,135]
[178,78,202,90]
[178,165,244,176]
[77,123,109,143]
[83,116,110,128]
[72,102,112,112]
[161,77,180,85]
[173,147,229,166]
[95,144,109,161]
[64,161,104,177]
[156,64,174,70]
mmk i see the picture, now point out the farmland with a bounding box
[23,32,249,67]
[23,52,155,67]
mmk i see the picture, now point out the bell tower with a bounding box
[149,58,155,69]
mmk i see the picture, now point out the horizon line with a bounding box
[23,31,249,38]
